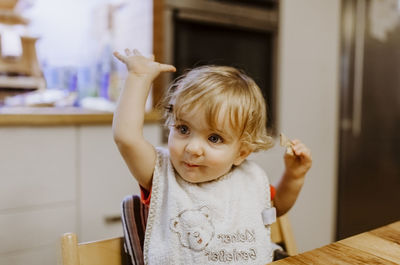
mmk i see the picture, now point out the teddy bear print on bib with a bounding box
[170,206,215,251]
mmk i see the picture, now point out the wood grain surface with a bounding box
[271,221,400,264]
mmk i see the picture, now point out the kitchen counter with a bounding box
[0,107,163,265]
[0,107,161,126]
[0,106,164,264]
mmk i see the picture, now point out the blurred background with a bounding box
[0,0,399,264]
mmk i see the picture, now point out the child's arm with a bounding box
[273,139,312,216]
[112,49,176,190]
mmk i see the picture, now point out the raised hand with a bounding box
[283,139,312,179]
[112,49,175,190]
[113,48,176,80]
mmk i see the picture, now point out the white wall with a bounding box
[24,0,153,67]
[252,0,341,252]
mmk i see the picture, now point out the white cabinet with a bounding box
[79,125,134,241]
[0,123,162,265]
[0,206,76,265]
[0,127,77,265]
[78,124,162,242]
[0,127,77,210]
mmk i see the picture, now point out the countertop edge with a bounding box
[0,107,162,126]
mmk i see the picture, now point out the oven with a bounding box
[163,0,279,130]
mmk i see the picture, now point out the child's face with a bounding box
[168,107,250,183]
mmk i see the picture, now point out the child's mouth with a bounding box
[185,162,199,168]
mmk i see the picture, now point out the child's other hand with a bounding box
[113,48,176,79]
[284,139,312,179]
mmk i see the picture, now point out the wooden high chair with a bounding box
[271,213,298,256]
[61,234,129,265]
[61,214,297,265]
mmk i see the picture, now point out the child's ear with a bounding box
[233,144,252,166]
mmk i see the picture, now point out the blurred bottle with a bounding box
[96,36,112,99]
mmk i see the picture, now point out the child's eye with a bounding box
[208,134,223,144]
[176,124,190,135]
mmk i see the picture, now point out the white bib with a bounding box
[144,147,274,265]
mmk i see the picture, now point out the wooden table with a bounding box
[271,221,400,264]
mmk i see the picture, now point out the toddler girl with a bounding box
[113,49,312,264]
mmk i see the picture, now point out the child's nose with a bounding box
[185,138,203,156]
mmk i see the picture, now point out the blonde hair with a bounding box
[161,65,274,152]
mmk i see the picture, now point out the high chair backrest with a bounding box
[270,213,298,256]
[61,195,297,265]
[60,216,297,265]
[61,233,129,265]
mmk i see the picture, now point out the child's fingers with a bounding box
[124,48,132,56]
[115,48,175,73]
[291,139,301,146]
[113,51,126,63]
[133,49,142,56]
[159,63,176,72]
[291,140,311,158]
[294,146,311,158]
[292,144,308,155]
